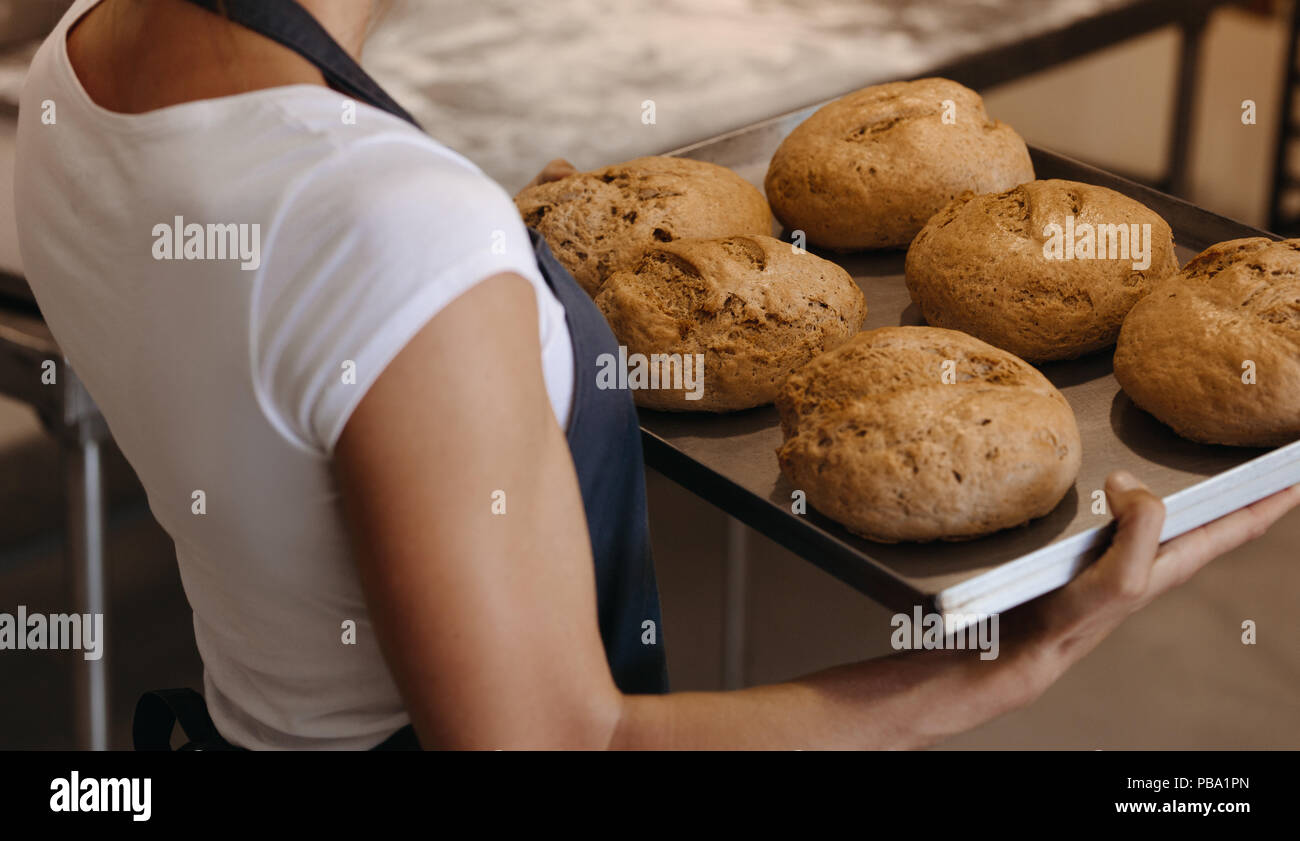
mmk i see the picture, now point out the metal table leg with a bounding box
[1165,11,1208,197]
[721,517,748,690]
[3,312,115,749]
[1268,0,1300,234]
[63,436,108,750]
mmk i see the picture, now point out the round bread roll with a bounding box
[1114,237,1300,447]
[595,235,867,412]
[515,156,772,296]
[776,327,1081,542]
[763,78,1034,251]
[905,179,1179,362]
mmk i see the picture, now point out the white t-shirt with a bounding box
[15,0,575,749]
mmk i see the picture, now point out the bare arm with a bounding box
[613,474,1300,748]
[335,273,1300,749]
[335,273,620,748]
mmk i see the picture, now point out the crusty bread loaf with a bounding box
[776,327,1081,542]
[515,156,772,296]
[1114,237,1300,447]
[595,234,867,412]
[905,179,1179,362]
[764,78,1034,251]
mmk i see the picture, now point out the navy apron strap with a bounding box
[133,689,419,750]
[141,0,668,752]
[529,231,670,695]
[182,0,668,696]
[134,688,239,751]
[179,0,422,128]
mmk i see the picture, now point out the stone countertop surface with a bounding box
[362,0,1140,191]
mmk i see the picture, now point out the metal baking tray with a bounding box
[640,105,1300,629]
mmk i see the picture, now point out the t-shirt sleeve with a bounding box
[251,140,548,455]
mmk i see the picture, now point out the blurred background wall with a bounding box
[987,8,1285,227]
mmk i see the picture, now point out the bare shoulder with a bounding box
[336,271,549,471]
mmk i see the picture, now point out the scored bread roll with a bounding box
[1114,237,1300,447]
[776,327,1081,542]
[905,180,1179,362]
[595,234,867,412]
[764,78,1034,251]
[515,156,772,297]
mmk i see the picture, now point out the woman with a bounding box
[15,0,1300,749]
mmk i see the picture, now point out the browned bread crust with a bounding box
[1114,237,1300,447]
[776,326,1081,542]
[764,78,1034,251]
[905,179,1179,362]
[595,235,867,412]
[515,156,771,296]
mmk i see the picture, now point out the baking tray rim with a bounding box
[642,114,1300,630]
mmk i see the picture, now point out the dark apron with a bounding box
[135,0,668,751]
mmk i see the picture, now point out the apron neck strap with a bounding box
[179,0,422,129]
